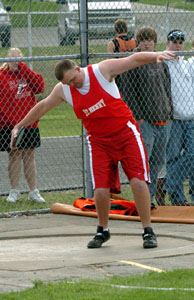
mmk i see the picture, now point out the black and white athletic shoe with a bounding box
[142,227,158,249]
[87,225,110,248]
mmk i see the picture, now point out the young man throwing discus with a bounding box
[10,50,175,249]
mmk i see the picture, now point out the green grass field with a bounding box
[139,0,194,10]
[0,269,194,299]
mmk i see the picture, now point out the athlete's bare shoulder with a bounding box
[50,82,67,103]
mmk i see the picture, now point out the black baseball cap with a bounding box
[167,29,185,42]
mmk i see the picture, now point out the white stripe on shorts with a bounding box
[127,121,150,182]
[86,135,95,189]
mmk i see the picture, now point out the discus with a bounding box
[13,126,25,147]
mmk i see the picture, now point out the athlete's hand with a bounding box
[156,51,175,64]
[10,127,19,150]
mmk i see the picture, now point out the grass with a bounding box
[0,189,84,215]
[0,181,191,214]
[39,103,82,137]
[3,0,59,28]
[139,0,194,10]
[0,269,194,299]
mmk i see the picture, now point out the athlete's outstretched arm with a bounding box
[99,51,175,82]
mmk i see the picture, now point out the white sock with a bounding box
[103,228,109,232]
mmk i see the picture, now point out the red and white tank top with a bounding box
[62,64,133,137]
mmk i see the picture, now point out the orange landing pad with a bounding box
[51,202,194,224]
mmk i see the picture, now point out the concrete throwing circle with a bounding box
[0,233,193,269]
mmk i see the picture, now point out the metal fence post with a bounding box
[165,0,170,38]
[27,12,33,69]
[80,0,93,198]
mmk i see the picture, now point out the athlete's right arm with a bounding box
[10,83,66,149]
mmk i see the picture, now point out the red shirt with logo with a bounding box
[0,62,45,129]
[70,64,134,137]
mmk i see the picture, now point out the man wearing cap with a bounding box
[160,29,194,206]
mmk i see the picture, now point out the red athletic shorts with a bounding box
[87,120,150,194]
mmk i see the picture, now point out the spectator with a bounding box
[107,19,136,89]
[10,51,175,249]
[161,30,194,206]
[0,48,45,203]
[156,35,194,205]
[120,26,173,206]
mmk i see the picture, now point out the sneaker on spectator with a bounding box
[28,189,45,203]
[7,189,20,203]
[87,225,110,248]
[142,227,158,249]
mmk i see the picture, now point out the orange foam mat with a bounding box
[51,203,194,224]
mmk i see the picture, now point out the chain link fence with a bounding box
[0,0,194,215]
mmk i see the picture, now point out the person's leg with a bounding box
[155,177,166,205]
[139,121,154,160]
[155,121,172,205]
[176,121,194,205]
[139,121,155,204]
[7,150,22,202]
[148,125,168,203]
[189,172,194,203]
[120,121,157,248]
[86,133,119,249]
[8,150,22,189]
[164,120,185,204]
[130,177,157,248]
[22,149,37,191]
[87,188,111,249]
[93,188,110,228]
[130,178,151,227]
[22,149,45,203]
[183,121,194,203]
[165,120,194,205]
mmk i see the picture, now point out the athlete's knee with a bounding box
[94,188,110,201]
[130,177,148,193]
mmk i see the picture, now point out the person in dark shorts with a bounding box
[0,48,45,203]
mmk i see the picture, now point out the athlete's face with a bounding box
[138,39,155,52]
[61,67,84,88]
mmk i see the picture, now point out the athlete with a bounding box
[10,51,175,249]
